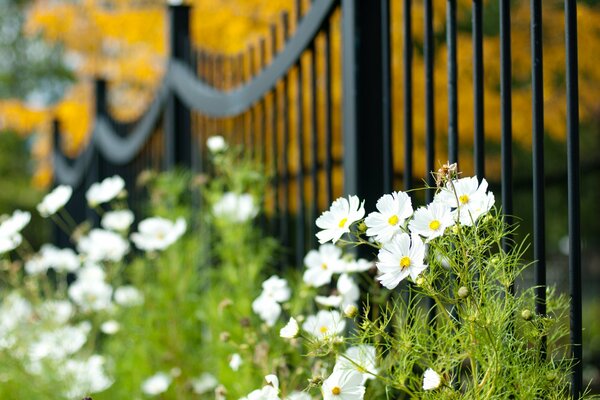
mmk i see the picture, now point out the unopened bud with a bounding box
[357,221,367,233]
[344,304,358,318]
[219,331,231,342]
[458,286,469,299]
[546,372,557,382]
[521,309,533,321]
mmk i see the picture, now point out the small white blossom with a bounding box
[376,233,427,290]
[68,264,113,312]
[334,345,378,383]
[142,372,172,396]
[101,209,135,232]
[86,175,125,206]
[422,368,442,391]
[37,185,72,217]
[37,300,73,325]
[286,392,312,400]
[131,217,186,252]
[280,317,299,339]
[0,210,31,236]
[0,232,21,254]
[408,202,454,242]
[435,176,494,226]
[322,369,365,400]
[303,244,345,288]
[63,355,113,398]
[78,229,129,262]
[101,320,120,335]
[213,192,258,222]
[302,310,346,340]
[29,322,91,361]
[316,195,365,244]
[365,191,413,243]
[114,285,144,307]
[191,372,219,395]
[252,296,282,327]
[229,353,243,371]
[207,135,227,153]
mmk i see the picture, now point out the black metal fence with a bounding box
[52,1,584,396]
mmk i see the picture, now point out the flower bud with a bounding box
[344,304,358,318]
[357,221,367,233]
[546,372,557,382]
[521,309,533,321]
[457,286,469,299]
[219,331,231,342]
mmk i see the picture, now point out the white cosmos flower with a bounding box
[261,275,291,303]
[365,191,413,243]
[0,210,31,236]
[213,192,258,222]
[191,372,219,395]
[280,317,299,339]
[303,244,345,288]
[29,322,91,362]
[334,345,378,384]
[37,185,72,217]
[114,285,144,307]
[376,233,427,290]
[37,300,73,325]
[101,320,120,335]
[86,175,125,206]
[78,229,129,262]
[316,195,365,244]
[68,264,113,312]
[142,372,172,396]
[340,258,373,273]
[63,355,113,398]
[229,353,243,371]
[302,310,346,340]
[131,217,186,251]
[101,209,135,232]
[29,244,80,273]
[408,202,454,242]
[435,176,493,226]
[322,369,365,400]
[0,232,21,255]
[252,296,282,327]
[315,295,343,308]
[286,392,312,400]
[422,368,442,390]
[207,135,227,153]
[240,374,280,400]
[316,274,359,310]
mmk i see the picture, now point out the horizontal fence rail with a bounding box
[51,1,585,395]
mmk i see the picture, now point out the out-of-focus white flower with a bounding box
[280,317,299,339]
[302,310,346,340]
[213,192,258,222]
[334,345,378,383]
[0,293,33,348]
[63,355,114,398]
[86,175,125,206]
[27,244,80,274]
[101,209,135,232]
[315,274,359,310]
[68,265,113,312]
[78,229,129,262]
[207,135,227,153]
[344,304,358,318]
[229,353,243,371]
[114,285,144,307]
[0,232,21,254]
[321,369,365,400]
[191,372,219,395]
[252,296,282,327]
[316,195,365,244]
[29,322,91,361]
[37,300,73,325]
[409,202,454,242]
[303,244,345,288]
[376,233,427,290]
[142,372,172,396]
[37,185,72,217]
[101,320,120,335]
[240,375,280,400]
[260,275,291,303]
[422,368,442,391]
[365,191,413,243]
[286,392,311,400]
[315,295,343,308]
[131,217,186,252]
[340,258,373,273]
[0,210,31,236]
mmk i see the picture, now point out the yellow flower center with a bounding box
[429,219,441,230]
[321,263,328,270]
[320,326,328,334]
[400,256,411,269]
[338,217,348,228]
[331,386,341,395]
[459,194,469,204]
[388,214,399,226]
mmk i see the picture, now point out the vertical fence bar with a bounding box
[323,21,333,207]
[165,3,192,169]
[294,0,306,268]
[500,0,513,257]
[382,0,393,193]
[248,45,255,156]
[446,0,458,165]
[270,23,280,236]
[472,0,484,178]
[530,0,546,357]
[565,0,582,395]
[341,0,386,208]
[403,0,413,192]
[309,37,319,248]
[280,11,291,258]
[424,0,435,202]
[235,54,244,144]
[259,38,267,166]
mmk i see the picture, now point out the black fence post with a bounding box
[341,0,388,206]
[165,3,192,169]
[87,78,107,225]
[51,119,68,247]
